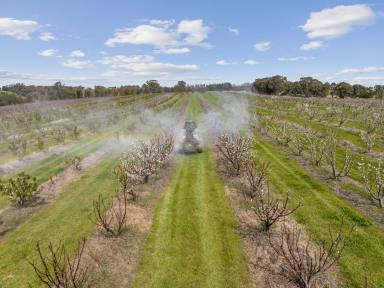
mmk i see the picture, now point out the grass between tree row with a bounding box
[0,151,122,287]
[253,105,383,201]
[252,137,384,287]
[0,92,195,287]
[252,105,384,153]
[202,92,384,287]
[133,94,251,287]
[132,149,251,288]
[0,92,186,209]
[0,133,111,209]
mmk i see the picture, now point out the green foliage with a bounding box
[0,172,38,207]
[189,82,233,92]
[0,90,24,106]
[142,80,162,93]
[333,82,354,98]
[252,75,288,95]
[252,75,378,98]
[173,80,188,92]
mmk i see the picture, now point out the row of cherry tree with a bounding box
[215,132,354,288]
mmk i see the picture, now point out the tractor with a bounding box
[180,120,202,154]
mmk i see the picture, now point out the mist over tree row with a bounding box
[1,75,383,106]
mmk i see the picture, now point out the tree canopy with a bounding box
[252,75,381,99]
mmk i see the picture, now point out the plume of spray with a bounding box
[117,105,185,153]
[198,92,252,144]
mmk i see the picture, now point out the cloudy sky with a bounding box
[1,0,384,87]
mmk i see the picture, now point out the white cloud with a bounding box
[99,51,108,55]
[0,70,106,85]
[336,66,384,75]
[228,27,239,35]
[69,50,86,57]
[300,41,323,51]
[39,32,57,41]
[62,59,92,69]
[148,19,175,28]
[105,25,177,48]
[177,19,210,46]
[37,49,59,57]
[301,4,376,39]
[98,55,154,68]
[278,56,315,62]
[216,59,233,65]
[353,76,384,83]
[244,59,259,65]
[0,17,39,40]
[103,62,198,77]
[155,47,190,54]
[254,41,271,51]
[98,53,197,77]
[105,19,211,49]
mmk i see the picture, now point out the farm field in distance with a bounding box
[1,1,384,287]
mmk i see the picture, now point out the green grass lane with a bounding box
[132,150,251,288]
[252,137,384,287]
[187,93,202,119]
[198,92,225,109]
[0,152,120,287]
[0,133,111,209]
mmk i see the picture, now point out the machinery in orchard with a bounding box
[180,120,202,154]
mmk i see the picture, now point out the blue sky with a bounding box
[1,0,384,87]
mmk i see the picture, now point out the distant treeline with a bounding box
[187,82,250,92]
[0,81,151,106]
[252,75,384,99]
[0,80,249,107]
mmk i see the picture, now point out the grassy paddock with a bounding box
[132,150,251,288]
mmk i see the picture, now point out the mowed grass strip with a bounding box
[0,152,120,287]
[252,137,384,287]
[132,150,251,288]
[187,93,202,119]
[0,134,110,209]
